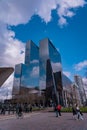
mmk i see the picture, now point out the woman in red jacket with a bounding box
[56,104,62,117]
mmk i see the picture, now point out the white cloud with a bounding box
[0,0,56,25]
[30,60,39,64]
[0,0,86,68]
[83,77,87,85]
[0,0,86,26]
[39,80,46,90]
[74,60,87,71]
[0,23,25,99]
[56,0,86,26]
[51,62,62,72]
[0,23,25,67]
[58,17,67,27]
[31,66,39,77]
[39,75,46,90]
[63,71,71,77]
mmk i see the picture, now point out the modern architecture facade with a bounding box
[12,41,39,103]
[12,38,72,106]
[39,39,63,106]
[74,75,86,105]
[0,67,14,87]
[62,74,72,107]
[83,82,87,99]
[71,83,82,106]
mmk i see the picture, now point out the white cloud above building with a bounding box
[74,60,87,71]
[0,0,86,26]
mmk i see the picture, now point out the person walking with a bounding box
[16,104,23,119]
[76,104,83,120]
[55,104,62,117]
[72,105,77,119]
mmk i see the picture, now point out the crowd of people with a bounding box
[54,103,84,120]
[0,102,85,120]
[72,104,84,120]
[0,102,33,118]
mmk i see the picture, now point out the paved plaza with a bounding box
[0,112,87,130]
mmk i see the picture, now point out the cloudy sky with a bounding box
[0,0,87,99]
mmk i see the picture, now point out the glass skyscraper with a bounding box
[39,38,63,105]
[74,75,86,105]
[12,41,39,100]
[12,63,23,95]
[12,38,71,106]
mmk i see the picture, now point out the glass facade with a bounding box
[74,75,86,105]
[25,40,39,65]
[12,38,72,106]
[12,41,39,98]
[39,38,63,105]
[12,63,22,95]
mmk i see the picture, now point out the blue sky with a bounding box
[0,0,87,99]
[11,4,87,80]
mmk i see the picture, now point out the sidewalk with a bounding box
[0,111,41,121]
[0,112,87,130]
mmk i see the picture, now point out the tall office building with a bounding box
[25,40,39,65]
[12,41,39,98]
[12,38,72,106]
[74,75,86,105]
[12,64,23,95]
[23,40,39,89]
[39,38,63,105]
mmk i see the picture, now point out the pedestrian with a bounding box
[16,104,23,119]
[76,104,83,120]
[54,104,57,116]
[29,104,32,112]
[55,104,62,117]
[72,105,77,119]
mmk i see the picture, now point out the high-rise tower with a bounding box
[12,38,72,106]
[74,75,86,105]
[39,38,63,105]
[13,40,39,96]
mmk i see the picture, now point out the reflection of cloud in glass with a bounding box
[39,80,46,90]
[39,75,46,89]
[51,62,62,72]
[41,62,46,70]
[30,60,39,64]
[27,85,35,88]
[13,77,20,94]
[21,75,25,82]
[15,64,22,74]
[30,66,39,77]
[40,75,46,80]
[29,89,39,94]
[13,78,20,87]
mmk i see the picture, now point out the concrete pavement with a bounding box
[0,112,87,130]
